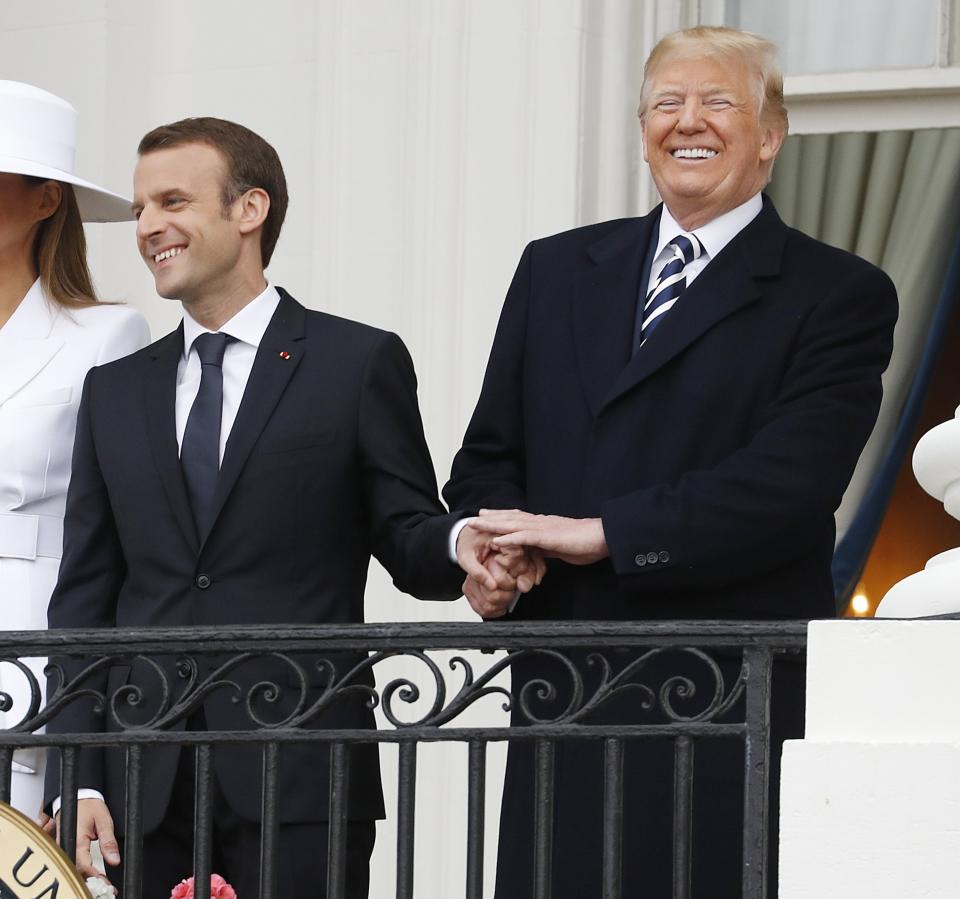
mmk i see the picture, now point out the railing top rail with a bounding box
[0,620,809,653]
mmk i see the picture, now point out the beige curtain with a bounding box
[766,128,960,540]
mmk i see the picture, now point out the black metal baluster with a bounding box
[602,737,624,899]
[327,743,350,899]
[0,747,11,804]
[396,741,417,899]
[123,745,145,899]
[60,747,79,862]
[742,646,773,899]
[259,742,280,899]
[673,736,695,899]
[533,739,555,899]
[193,744,213,899]
[466,739,486,899]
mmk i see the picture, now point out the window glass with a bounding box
[728,0,941,74]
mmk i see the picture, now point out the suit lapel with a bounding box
[599,197,788,413]
[143,325,200,552]
[204,291,306,544]
[574,214,658,417]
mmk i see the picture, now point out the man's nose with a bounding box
[135,206,163,242]
[675,99,707,133]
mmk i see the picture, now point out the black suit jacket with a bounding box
[46,289,462,832]
[444,197,898,897]
[446,197,898,621]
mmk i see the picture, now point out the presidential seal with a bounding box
[0,801,89,899]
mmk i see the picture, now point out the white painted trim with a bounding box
[786,66,960,99]
[785,67,960,133]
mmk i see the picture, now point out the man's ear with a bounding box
[36,180,62,222]
[236,187,270,235]
[759,124,786,163]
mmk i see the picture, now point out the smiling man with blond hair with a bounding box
[447,25,898,897]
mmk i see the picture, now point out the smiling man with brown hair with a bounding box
[43,117,497,899]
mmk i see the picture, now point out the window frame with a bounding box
[695,0,960,134]
[786,67,960,134]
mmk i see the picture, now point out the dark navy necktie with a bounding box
[181,331,231,539]
[636,233,705,350]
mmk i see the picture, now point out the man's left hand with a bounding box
[472,509,608,566]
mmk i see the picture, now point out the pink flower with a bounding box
[210,875,236,899]
[169,875,237,899]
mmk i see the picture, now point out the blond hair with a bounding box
[638,26,788,135]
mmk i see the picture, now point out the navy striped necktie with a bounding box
[637,233,705,349]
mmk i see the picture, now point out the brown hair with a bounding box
[137,117,289,268]
[24,176,99,308]
[638,26,788,135]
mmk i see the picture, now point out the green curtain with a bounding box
[766,127,960,541]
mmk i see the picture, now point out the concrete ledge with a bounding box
[779,740,960,899]
[805,619,960,740]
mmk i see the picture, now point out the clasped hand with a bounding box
[455,510,608,619]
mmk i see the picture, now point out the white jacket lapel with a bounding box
[0,281,66,406]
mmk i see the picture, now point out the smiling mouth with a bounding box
[153,246,185,265]
[671,148,718,159]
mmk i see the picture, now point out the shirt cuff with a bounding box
[53,789,105,816]
[448,517,476,564]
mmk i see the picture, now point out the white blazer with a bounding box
[0,280,149,787]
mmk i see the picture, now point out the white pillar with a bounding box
[779,619,960,897]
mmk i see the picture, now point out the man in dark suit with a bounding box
[447,26,898,897]
[43,117,530,898]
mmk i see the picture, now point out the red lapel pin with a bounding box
[279,351,291,360]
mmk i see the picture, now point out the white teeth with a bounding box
[672,148,718,159]
[153,247,184,263]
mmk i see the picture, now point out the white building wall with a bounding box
[24,4,960,896]
[0,2,675,894]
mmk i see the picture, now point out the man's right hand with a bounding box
[457,522,545,618]
[57,798,121,879]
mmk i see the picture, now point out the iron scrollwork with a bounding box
[1,641,752,736]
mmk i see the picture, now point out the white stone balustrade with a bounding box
[779,619,960,898]
[780,407,960,896]
[877,403,960,617]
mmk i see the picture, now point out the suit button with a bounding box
[195,574,212,589]
[659,551,670,563]
[634,553,647,567]
[646,551,659,564]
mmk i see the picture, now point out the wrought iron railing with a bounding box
[0,621,807,899]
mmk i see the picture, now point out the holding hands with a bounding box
[456,522,545,618]
[455,509,608,619]
[473,509,608,566]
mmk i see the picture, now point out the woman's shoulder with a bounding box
[67,302,151,361]
[71,300,146,327]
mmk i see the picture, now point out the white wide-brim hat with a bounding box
[0,80,132,222]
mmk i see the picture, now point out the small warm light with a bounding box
[851,593,870,615]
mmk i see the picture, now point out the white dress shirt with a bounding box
[176,283,281,461]
[647,193,763,296]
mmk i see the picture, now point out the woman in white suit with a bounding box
[0,81,150,819]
